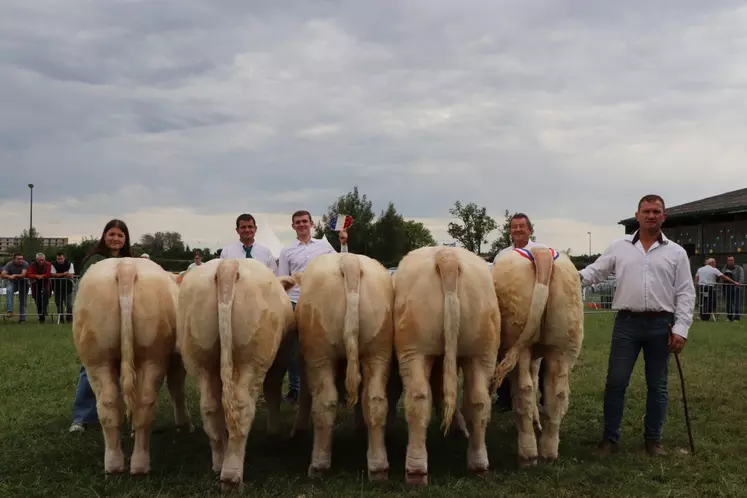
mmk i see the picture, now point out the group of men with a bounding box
[694,257,743,321]
[2,251,75,323]
[187,209,349,403]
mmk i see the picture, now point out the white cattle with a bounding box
[72,257,193,476]
[490,246,584,467]
[288,252,395,480]
[176,258,296,490]
[393,246,501,484]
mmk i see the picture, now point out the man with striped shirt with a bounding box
[579,194,695,457]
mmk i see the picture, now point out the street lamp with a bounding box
[587,231,592,257]
[28,183,34,237]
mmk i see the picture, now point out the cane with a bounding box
[669,326,695,454]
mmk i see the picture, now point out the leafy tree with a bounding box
[447,201,497,254]
[369,202,408,267]
[313,186,376,254]
[139,231,186,258]
[403,220,437,252]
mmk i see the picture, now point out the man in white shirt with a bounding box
[187,251,203,270]
[493,213,548,413]
[695,258,737,320]
[276,209,348,403]
[579,194,696,457]
[220,213,278,273]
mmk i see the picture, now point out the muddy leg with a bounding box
[197,371,226,474]
[401,355,434,485]
[307,362,338,478]
[130,361,168,475]
[87,363,125,475]
[538,352,570,460]
[362,356,390,481]
[511,349,538,468]
[462,357,492,474]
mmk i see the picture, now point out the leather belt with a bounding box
[617,309,673,318]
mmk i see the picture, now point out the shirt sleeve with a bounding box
[276,249,289,277]
[671,248,696,339]
[578,243,617,286]
[267,251,278,273]
[69,263,75,275]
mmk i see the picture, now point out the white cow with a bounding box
[176,258,296,490]
[490,246,584,467]
[72,257,193,476]
[393,246,501,484]
[287,252,396,480]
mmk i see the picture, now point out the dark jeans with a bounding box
[54,290,74,322]
[603,311,673,443]
[32,285,49,322]
[698,285,715,320]
[724,285,741,321]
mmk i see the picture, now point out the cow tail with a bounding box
[491,247,553,392]
[116,259,138,423]
[216,259,240,431]
[340,253,362,408]
[436,248,460,436]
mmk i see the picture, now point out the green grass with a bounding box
[1,314,745,497]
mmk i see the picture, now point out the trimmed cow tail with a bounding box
[436,247,460,436]
[116,258,138,423]
[216,259,240,431]
[340,253,362,408]
[491,247,553,392]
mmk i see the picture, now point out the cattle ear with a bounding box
[292,271,304,287]
[278,275,296,291]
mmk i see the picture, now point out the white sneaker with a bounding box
[69,423,86,433]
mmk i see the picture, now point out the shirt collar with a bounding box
[629,229,667,245]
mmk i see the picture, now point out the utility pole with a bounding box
[587,231,592,257]
[28,183,34,237]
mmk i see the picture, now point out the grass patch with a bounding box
[0,314,745,497]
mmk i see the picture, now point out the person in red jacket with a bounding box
[27,252,52,323]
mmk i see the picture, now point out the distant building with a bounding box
[0,236,69,252]
[618,187,747,273]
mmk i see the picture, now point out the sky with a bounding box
[1,1,745,257]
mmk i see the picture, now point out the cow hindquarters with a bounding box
[538,350,570,460]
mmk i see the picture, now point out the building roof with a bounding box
[619,187,747,225]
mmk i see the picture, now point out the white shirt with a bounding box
[494,240,547,262]
[50,263,75,275]
[187,262,202,270]
[579,230,696,339]
[219,241,278,273]
[695,265,722,286]
[277,237,337,303]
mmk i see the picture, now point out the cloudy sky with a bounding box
[1,0,744,257]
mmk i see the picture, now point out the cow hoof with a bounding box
[368,468,388,482]
[307,464,329,479]
[405,470,428,485]
[104,452,126,476]
[469,467,489,477]
[219,479,243,493]
[518,456,538,469]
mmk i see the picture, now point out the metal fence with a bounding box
[2,276,744,324]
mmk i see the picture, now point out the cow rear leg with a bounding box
[220,365,261,490]
[198,371,226,474]
[462,357,492,474]
[88,364,125,475]
[530,358,543,432]
[401,354,434,485]
[538,352,570,461]
[362,356,390,481]
[130,361,167,475]
[307,362,338,478]
[511,349,538,468]
[166,353,194,433]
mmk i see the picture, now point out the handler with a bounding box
[579,194,695,457]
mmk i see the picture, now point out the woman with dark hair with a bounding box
[69,219,132,433]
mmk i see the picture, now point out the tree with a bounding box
[368,202,409,267]
[446,201,497,254]
[403,220,437,252]
[138,231,186,258]
[313,186,377,254]
[8,227,43,259]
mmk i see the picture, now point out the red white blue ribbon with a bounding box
[514,247,559,263]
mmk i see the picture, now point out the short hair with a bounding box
[56,251,65,257]
[292,210,312,222]
[235,213,256,228]
[13,252,23,259]
[511,212,533,230]
[35,252,45,258]
[194,251,202,257]
[638,194,666,211]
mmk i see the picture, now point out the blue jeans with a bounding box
[72,365,99,424]
[5,279,28,320]
[603,311,673,443]
[725,286,741,321]
[286,301,300,392]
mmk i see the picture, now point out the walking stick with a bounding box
[670,327,695,454]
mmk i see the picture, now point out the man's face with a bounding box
[236,219,256,244]
[635,200,666,230]
[13,255,23,265]
[510,217,531,247]
[292,214,312,237]
[194,254,202,265]
[36,255,45,265]
[727,256,735,267]
[56,255,65,264]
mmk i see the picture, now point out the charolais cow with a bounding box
[393,246,501,484]
[287,252,396,480]
[72,257,194,476]
[176,257,296,490]
[490,246,584,467]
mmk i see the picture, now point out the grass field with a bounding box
[1,313,745,497]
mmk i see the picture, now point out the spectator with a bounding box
[187,251,203,270]
[695,258,737,321]
[51,251,75,323]
[27,252,52,323]
[2,252,29,323]
[721,256,744,322]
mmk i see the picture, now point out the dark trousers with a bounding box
[698,285,715,320]
[602,311,673,443]
[54,289,74,322]
[32,285,49,322]
[725,285,741,321]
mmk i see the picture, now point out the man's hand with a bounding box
[339,230,348,246]
[668,327,687,354]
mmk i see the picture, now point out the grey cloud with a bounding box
[1,1,746,231]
